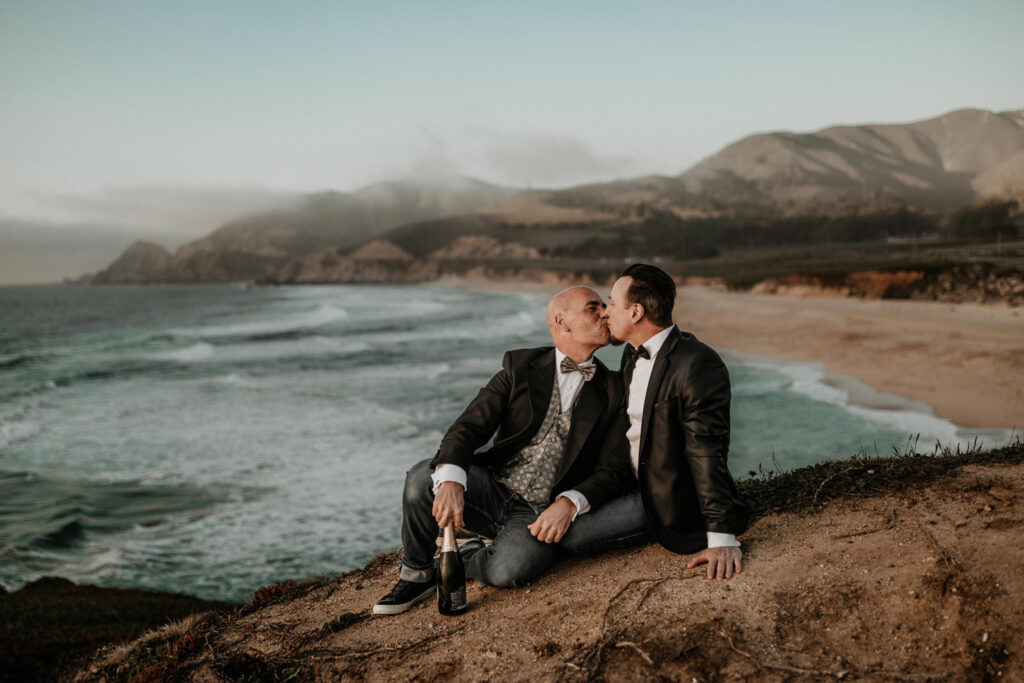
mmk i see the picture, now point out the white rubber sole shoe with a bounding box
[372,581,435,615]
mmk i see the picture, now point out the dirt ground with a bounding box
[93,461,1023,681]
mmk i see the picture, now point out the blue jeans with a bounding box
[560,490,654,555]
[399,459,562,588]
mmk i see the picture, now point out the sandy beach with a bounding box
[673,286,1023,431]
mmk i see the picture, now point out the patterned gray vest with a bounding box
[495,379,574,511]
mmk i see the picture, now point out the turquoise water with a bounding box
[0,284,1009,600]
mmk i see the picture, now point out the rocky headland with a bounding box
[89,179,518,284]
[87,108,1024,302]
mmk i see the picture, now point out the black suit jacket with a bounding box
[431,347,630,510]
[626,328,750,552]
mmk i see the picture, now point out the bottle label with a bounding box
[449,586,467,610]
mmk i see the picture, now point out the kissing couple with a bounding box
[372,263,750,615]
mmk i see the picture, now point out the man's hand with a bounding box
[432,481,465,529]
[687,546,743,580]
[527,497,576,543]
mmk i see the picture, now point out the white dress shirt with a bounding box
[432,348,591,518]
[626,326,740,549]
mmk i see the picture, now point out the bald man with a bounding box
[373,287,631,614]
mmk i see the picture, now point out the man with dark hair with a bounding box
[373,287,631,614]
[561,264,750,579]
[617,263,676,327]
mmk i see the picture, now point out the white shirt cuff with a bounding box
[707,532,740,548]
[555,490,590,521]
[431,464,467,494]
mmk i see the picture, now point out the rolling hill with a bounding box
[93,107,1024,283]
[92,178,517,283]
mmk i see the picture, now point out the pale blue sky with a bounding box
[1,0,1022,230]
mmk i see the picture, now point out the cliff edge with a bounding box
[77,442,1024,681]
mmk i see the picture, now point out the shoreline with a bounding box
[443,278,1022,431]
[675,285,1022,430]
[717,347,1013,450]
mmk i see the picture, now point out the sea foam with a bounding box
[169,305,348,338]
[0,418,42,450]
[723,349,1014,451]
[157,342,216,362]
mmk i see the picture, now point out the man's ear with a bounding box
[630,303,645,324]
[554,312,569,332]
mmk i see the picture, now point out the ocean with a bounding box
[0,284,1010,601]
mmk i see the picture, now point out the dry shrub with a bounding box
[249,580,298,608]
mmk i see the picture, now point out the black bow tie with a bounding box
[627,345,651,361]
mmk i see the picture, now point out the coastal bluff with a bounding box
[86,107,1024,289]
[74,443,1024,681]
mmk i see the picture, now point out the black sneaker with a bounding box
[372,579,435,615]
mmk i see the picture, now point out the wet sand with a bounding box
[675,286,1023,430]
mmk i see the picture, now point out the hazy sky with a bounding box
[2,0,1023,234]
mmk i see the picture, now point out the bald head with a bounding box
[547,286,598,331]
[545,286,610,361]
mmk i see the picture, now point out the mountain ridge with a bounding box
[679,107,1024,214]
[92,178,518,283]
[91,107,1024,284]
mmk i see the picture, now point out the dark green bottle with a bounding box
[437,523,467,616]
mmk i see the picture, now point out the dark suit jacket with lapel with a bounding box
[430,347,630,510]
[627,327,751,552]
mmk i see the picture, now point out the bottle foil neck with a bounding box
[441,524,457,553]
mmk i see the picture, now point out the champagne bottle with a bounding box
[437,522,467,616]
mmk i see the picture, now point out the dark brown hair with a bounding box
[621,263,676,327]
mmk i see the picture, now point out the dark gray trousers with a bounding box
[400,459,562,588]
